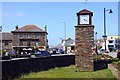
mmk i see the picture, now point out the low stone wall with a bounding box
[1,55,75,80]
[108,64,120,80]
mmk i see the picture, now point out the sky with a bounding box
[0,1,119,47]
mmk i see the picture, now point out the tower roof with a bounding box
[77,9,93,16]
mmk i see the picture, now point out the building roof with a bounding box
[107,35,120,39]
[53,38,75,48]
[52,43,62,49]
[0,32,12,40]
[11,25,47,33]
[65,38,74,46]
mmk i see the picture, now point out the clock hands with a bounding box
[83,19,87,22]
[83,19,88,24]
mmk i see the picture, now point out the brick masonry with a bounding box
[75,25,94,71]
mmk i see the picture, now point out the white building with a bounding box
[102,36,120,52]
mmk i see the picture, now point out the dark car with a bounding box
[48,48,58,54]
[58,49,64,54]
[117,52,120,59]
[35,51,51,57]
[8,50,17,58]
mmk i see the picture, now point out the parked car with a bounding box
[18,51,31,58]
[117,52,120,59]
[48,48,59,54]
[98,49,105,54]
[35,51,51,57]
[57,49,64,54]
[8,50,16,58]
[98,49,109,54]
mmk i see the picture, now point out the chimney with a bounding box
[15,25,19,30]
[45,25,47,32]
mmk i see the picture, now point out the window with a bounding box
[5,42,8,46]
[35,34,39,38]
[108,45,114,48]
[19,34,23,38]
[43,37,44,40]
[118,45,120,49]
[36,42,39,46]
[27,34,31,38]
[119,40,120,44]
[27,42,31,46]
[115,40,118,43]
[19,42,23,46]
[109,40,113,43]
[115,45,118,49]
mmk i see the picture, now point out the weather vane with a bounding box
[84,0,88,9]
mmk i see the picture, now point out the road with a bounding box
[0,53,75,62]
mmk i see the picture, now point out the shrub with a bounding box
[94,54,113,63]
[113,58,120,62]
[98,46,102,49]
[112,58,120,68]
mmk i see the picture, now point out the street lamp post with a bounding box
[0,25,2,57]
[62,21,67,54]
[95,32,98,54]
[102,8,113,52]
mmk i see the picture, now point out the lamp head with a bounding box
[102,35,107,38]
[109,9,113,13]
[95,32,97,34]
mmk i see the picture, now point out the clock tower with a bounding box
[75,9,94,71]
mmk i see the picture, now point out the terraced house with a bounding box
[11,25,48,54]
[0,33,13,50]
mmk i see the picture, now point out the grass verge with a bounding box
[17,65,117,79]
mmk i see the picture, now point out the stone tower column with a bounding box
[75,9,94,71]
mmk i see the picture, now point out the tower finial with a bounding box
[84,0,88,9]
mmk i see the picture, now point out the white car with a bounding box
[98,49,109,54]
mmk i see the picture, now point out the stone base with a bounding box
[75,24,94,72]
[75,55,94,72]
[75,63,94,72]
[76,67,94,72]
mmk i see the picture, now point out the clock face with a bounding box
[80,15,89,24]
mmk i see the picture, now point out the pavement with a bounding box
[105,51,117,58]
[51,53,75,56]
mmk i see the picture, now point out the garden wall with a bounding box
[108,64,120,80]
[1,55,75,80]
